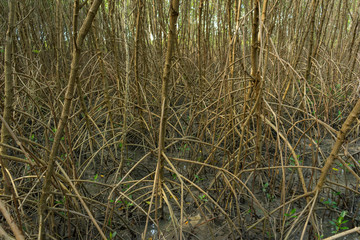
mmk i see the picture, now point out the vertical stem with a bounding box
[109,0,123,116]
[134,0,143,113]
[198,0,204,88]
[55,0,63,92]
[250,0,263,165]
[37,1,103,239]
[251,0,260,92]
[1,0,16,195]
[305,0,318,83]
[156,0,180,222]
[116,0,131,181]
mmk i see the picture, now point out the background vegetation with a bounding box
[0,0,360,239]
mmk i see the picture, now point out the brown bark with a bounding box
[37,1,104,239]
[1,0,16,195]
[198,0,204,81]
[134,0,144,112]
[119,0,131,180]
[315,98,360,191]
[0,200,25,240]
[156,0,180,222]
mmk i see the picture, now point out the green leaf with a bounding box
[199,194,207,201]
[195,174,203,181]
[340,211,347,218]
[111,232,117,238]
[316,234,324,240]
[290,208,296,215]
[94,174,98,181]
